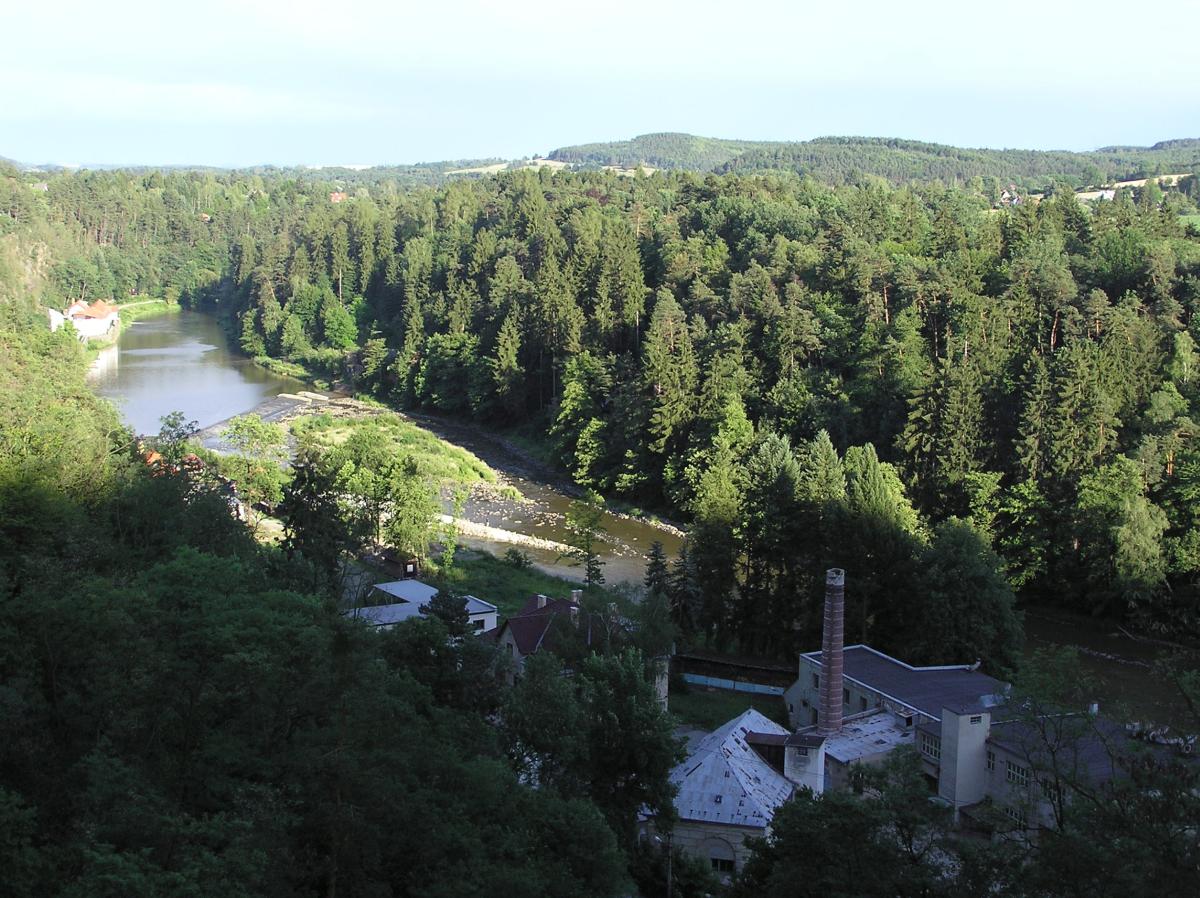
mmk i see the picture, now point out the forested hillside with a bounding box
[551,133,1200,189]
[6,142,1200,895]
[0,200,670,897]
[6,157,1200,659]
[548,133,763,171]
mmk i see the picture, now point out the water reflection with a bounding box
[90,311,304,435]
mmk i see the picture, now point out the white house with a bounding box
[346,580,498,633]
[51,299,120,340]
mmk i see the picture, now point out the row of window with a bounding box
[809,674,872,713]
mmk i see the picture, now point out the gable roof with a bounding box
[498,596,593,656]
[345,601,423,627]
[72,299,117,319]
[671,709,794,829]
[802,644,1005,721]
[463,595,498,616]
[372,580,439,605]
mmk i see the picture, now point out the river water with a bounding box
[87,309,681,585]
[89,311,304,436]
[88,311,1191,729]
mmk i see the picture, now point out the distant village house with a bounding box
[48,299,120,340]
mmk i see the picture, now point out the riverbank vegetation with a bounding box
[428,547,624,617]
[4,144,1200,897]
[7,154,1200,661]
[0,278,671,898]
[292,411,498,487]
[204,164,1200,662]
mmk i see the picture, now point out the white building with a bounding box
[652,709,794,878]
[49,300,120,340]
[346,580,498,633]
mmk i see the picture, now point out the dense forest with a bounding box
[5,156,1200,664]
[4,145,1200,895]
[0,285,682,895]
[551,133,1200,189]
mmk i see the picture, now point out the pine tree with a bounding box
[644,541,669,597]
[392,299,424,406]
[329,223,352,303]
[642,291,698,458]
[1015,354,1053,482]
[490,307,524,418]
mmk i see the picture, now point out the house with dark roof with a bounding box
[493,591,625,683]
[781,569,1191,835]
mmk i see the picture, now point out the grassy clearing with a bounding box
[252,354,332,389]
[292,412,498,487]
[430,548,618,617]
[1181,214,1200,230]
[668,684,789,730]
[115,299,180,324]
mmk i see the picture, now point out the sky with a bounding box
[2,0,1196,167]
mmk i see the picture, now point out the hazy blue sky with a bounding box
[2,0,1196,166]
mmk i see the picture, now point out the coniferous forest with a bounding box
[4,147,1200,896]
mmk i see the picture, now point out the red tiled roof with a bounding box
[74,300,117,319]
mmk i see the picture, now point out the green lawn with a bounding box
[1181,213,1200,229]
[430,548,620,617]
[668,684,789,730]
[292,413,500,488]
[115,299,180,323]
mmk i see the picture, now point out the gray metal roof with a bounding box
[345,602,424,627]
[671,709,794,830]
[462,595,498,615]
[819,709,915,764]
[802,645,1006,721]
[373,580,439,604]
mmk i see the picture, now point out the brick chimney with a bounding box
[817,568,846,736]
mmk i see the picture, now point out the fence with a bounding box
[680,674,785,696]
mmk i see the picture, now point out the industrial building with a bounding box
[658,568,1133,876]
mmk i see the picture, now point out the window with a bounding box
[812,673,819,689]
[711,858,735,874]
[860,696,869,712]
[473,619,485,631]
[1002,805,1028,828]
[1006,761,1028,787]
[920,732,941,761]
[970,715,983,724]
[987,750,995,772]
[843,688,850,705]
[1041,779,1062,803]
[810,708,818,725]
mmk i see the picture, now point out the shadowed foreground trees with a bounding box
[0,310,632,897]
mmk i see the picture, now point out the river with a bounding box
[89,311,306,436]
[89,311,1192,730]
[88,309,682,585]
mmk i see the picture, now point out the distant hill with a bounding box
[548,133,765,171]
[549,133,1200,189]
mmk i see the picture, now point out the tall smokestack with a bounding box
[818,568,845,736]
